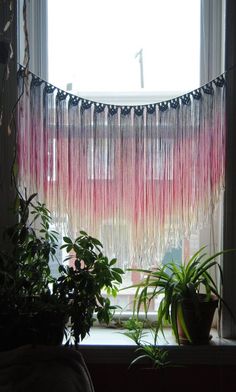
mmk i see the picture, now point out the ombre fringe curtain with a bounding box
[17,68,225,269]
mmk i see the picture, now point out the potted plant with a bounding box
[128,247,233,345]
[122,317,172,389]
[0,191,124,350]
[123,317,170,368]
[0,191,59,349]
[53,231,124,346]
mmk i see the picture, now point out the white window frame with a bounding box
[18,0,235,338]
[17,0,48,80]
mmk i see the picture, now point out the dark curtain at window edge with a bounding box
[222,0,236,339]
[0,1,18,247]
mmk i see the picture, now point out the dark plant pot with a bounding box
[34,310,67,346]
[177,294,218,345]
[0,310,66,351]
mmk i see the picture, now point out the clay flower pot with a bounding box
[177,294,218,344]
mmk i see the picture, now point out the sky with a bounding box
[48,0,200,95]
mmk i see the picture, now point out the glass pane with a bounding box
[48,0,200,93]
[47,0,203,316]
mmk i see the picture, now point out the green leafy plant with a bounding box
[123,317,170,369]
[127,247,233,344]
[54,231,124,346]
[0,191,61,350]
[0,192,124,349]
[0,191,58,303]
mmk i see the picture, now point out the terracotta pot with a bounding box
[177,294,218,344]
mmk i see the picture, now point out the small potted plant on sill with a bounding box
[0,191,124,350]
[123,317,170,369]
[122,317,172,389]
[127,247,234,345]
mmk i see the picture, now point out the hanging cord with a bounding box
[10,73,25,200]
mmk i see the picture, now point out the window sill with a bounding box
[78,327,236,365]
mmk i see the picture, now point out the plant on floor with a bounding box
[127,247,233,345]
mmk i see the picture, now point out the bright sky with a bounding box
[48,0,200,94]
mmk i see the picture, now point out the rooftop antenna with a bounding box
[135,48,144,88]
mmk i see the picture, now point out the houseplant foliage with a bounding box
[0,191,124,349]
[0,191,59,349]
[128,247,231,345]
[54,231,124,345]
[123,317,170,369]
[0,192,57,301]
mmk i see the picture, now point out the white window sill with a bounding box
[78,327,236,365]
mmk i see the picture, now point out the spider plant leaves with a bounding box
[185,246,207,269]
[129,353,150,369]
[170,294,180,343]
[201,269,218,291]
[177,302,192,343]
[156,300,167,337]
[136,285,149,315]
[129,346,170,369]
[164,282,174,320]
[192,261,220,283]
[125,246,235,345]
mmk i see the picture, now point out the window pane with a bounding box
[47,0,205,315]
[48,0,200,93]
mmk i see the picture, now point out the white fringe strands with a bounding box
[17,69,225,269]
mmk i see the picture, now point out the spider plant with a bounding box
[123,317,170,369]
[128,246,233,344]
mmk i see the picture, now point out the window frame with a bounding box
[17,0,236,338]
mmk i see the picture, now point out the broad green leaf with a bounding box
[63,236,72,244]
